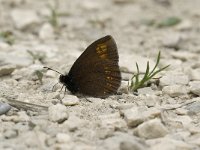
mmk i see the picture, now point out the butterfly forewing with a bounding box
[67,35,121,97]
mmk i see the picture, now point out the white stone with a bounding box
[11,9,40,29]
[39,23,54,40]
[162,85,189,97]
[189,81,200,96]
[56,133,71,143]
[160,73,189,86]
[62,95,80,106]
[137,118,168,139]
[0,65,16,76]
[48,104,68,123]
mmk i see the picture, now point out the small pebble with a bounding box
[0,65,16,76]
[121,107,146,128]
[189,81,200,96]
[48,104,68,123]
[56,133,71,143]
[0,102,11,115]
[62,95,80,106]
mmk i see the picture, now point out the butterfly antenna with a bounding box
[43,67,63,75]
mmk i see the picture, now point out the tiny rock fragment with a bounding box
[0,65,16,76]
[62,95,80,106]
[136,118,168,139]
[0,102,11,115]
[48,104,68,123]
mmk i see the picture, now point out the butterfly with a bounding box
[44,35,121,98]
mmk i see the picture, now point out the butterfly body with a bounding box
[58,35,121,98]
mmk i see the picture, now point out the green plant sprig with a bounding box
[129,51,170,92]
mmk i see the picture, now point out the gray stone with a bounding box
[48,104,68,123]
[189,81,200,96]
[186,101,200,114]
[160,73,189,86]
[0,65,15,76]
[62,95,80,106]
[136,118,168,139]
[0,102,11,115]
[11,9,40,29]
[162,85,189,97]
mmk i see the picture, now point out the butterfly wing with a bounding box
[68,35,121,97]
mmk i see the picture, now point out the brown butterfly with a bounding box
[44,35,121,98]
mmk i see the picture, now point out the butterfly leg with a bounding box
[52,82,59,91]
[60,84,64,92]
[83,96,92,103]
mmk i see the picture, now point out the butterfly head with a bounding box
[59,74,69,85]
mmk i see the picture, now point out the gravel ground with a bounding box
[1,0,200,149]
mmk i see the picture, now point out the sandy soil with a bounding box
[1,0,200,149]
